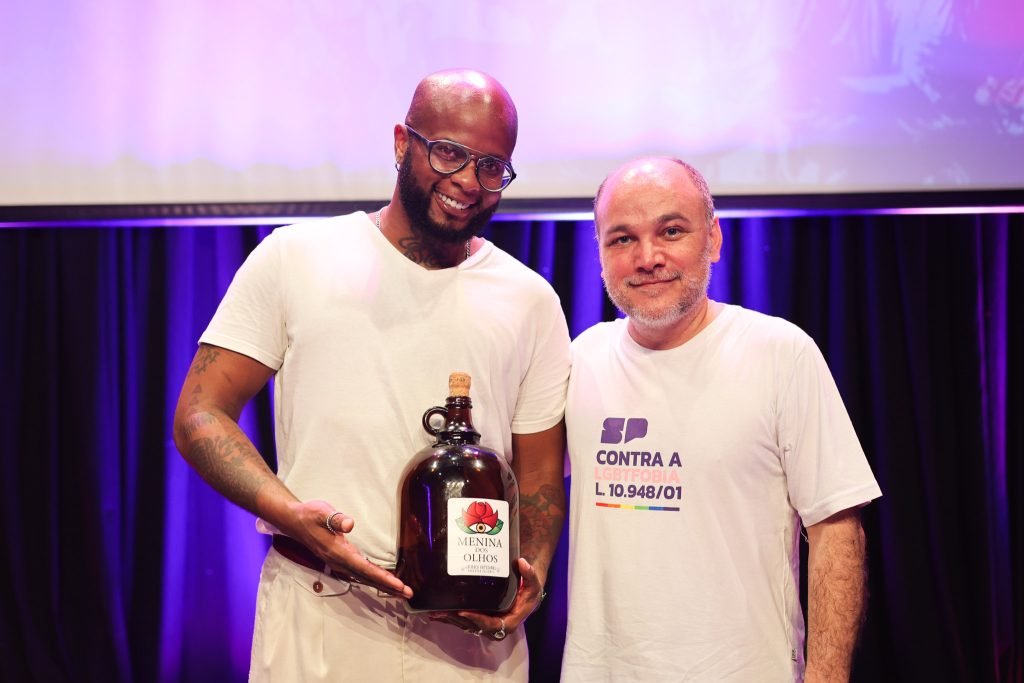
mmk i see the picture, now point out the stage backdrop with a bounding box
[3,0,1024,207]
[0,209,1021,682]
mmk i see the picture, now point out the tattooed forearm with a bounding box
[180,411,216,440]
[173,345,281,518]
[188,345,221,377]
[186,432,271,512]
[518,482,566,567]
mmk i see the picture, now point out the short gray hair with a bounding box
[594,157,716,229]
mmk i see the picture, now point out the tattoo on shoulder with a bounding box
[189,346,221,376]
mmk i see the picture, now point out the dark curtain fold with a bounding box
[702,213,1023,682]
[0,212,1020,682]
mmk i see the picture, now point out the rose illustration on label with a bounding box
[457,501,504,535]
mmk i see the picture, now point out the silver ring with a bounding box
[325,511,344,534]
[493,618,506,641]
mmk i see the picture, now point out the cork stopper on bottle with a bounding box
[448,372,471,397]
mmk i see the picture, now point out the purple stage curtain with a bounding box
[0,212,1020,682]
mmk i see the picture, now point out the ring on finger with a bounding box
[493,618,507,641]
[325,511,344,534]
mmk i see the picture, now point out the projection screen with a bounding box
[2,0,1022,209]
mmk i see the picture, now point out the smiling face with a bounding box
[394,71,517,245]
[396,127,505,244]
[596,158,722,344]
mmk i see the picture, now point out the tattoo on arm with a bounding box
[180,411,216,440]
[186,432,270,511]
[176,348,278,515]
[188,346,221,377]
[518,482,566,566]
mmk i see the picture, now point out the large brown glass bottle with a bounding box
[396,372,520,612]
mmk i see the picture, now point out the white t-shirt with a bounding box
[200,212,571,566]
[562,305,881,682]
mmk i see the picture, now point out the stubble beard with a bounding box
[397,154,498,245]
[602,240,714,331]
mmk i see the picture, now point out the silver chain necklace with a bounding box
[376,208,471,263]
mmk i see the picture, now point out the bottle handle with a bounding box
[422,406,448,436]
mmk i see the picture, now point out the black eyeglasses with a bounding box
[405,125,516,192]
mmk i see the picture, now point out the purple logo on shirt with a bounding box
[600,417,648,444]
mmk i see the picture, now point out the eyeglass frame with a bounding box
[403,125,517,192]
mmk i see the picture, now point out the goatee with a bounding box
[397,155,498,244]
[601,238,714,330]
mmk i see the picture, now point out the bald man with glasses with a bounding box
[173,69,568,682]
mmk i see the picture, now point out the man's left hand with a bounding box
[428,557,545,641]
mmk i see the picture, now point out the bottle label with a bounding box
[447,498,510,578]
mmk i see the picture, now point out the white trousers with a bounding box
[249,547,529,682]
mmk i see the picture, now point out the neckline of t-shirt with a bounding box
[363,211,491,272]
[617,303,739,357]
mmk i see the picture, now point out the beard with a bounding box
[397,154,499,245]
[601,239,713,330]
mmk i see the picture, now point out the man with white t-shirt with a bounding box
[562,157,881,682]
[172,70,569,682]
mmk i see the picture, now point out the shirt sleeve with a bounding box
[199,228,288,371]
[778,334,882,527]
[510,290,571,435]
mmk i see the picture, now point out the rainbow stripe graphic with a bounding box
[596,502,680,512]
